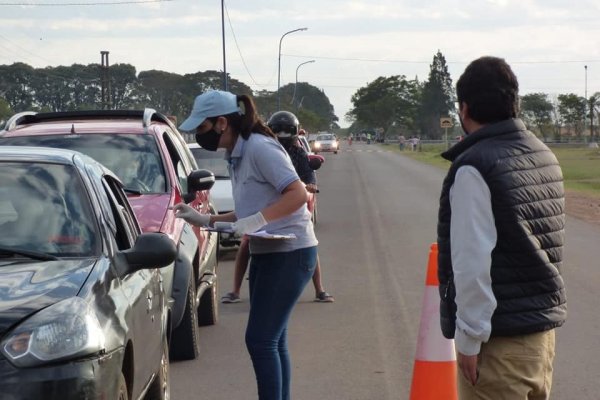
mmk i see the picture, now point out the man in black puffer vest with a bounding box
[437,56,566,399]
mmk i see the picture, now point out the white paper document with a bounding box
[247,230,296,240]
[202,227,295,240]
[203,226,235,234]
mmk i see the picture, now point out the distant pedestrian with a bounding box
[173,90,318,400]
[437,56,567,399]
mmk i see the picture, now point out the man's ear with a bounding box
[458,102,468,121]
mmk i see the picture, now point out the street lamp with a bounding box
[277,27,308,110]
[585,65,588,135]
[291,60,315,107]
[221,0,227,91]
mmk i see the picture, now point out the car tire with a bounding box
[145,335,170,400]
[169,280,200,361]
[117,372,128,400]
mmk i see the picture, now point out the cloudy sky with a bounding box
[2,0,600,127]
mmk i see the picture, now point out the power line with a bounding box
[0,34,55,65]
[224,1,276,88]
[0,0,172,5]
[283,53,600,65]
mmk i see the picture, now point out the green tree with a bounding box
[254,83,337,131]
[520,93,553,137]
[347,75,421,139]
[34,65,77,112]
[0,63,37,112]
[418,50,455,139]
[109,63,137,109]
[587,92,600,141]
[133,70,190,117]
[557,93,586,136]
[0,97,13,126]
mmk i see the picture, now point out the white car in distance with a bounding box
[313,133,338,154]
[188,143,238,247]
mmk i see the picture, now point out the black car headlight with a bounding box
[1,297,105,367]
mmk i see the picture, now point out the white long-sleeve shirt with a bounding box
[449,165,498,356]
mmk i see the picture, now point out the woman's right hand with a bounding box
[171,203,211,227]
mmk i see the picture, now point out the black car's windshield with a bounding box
[190,147,230,179]
[0,161,99,258]
[3,134,167,194]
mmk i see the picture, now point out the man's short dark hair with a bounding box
[456,56,519,124]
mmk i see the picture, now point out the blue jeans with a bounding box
[245,246,317,400]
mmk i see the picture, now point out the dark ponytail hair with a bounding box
[220,94,276,140]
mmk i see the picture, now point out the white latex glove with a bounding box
[171,203,210,227]
[231,212,267,236]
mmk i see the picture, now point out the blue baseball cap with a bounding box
[179,90,241,132]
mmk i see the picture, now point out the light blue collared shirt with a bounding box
[226,133,318,254]
[450,165,498,356]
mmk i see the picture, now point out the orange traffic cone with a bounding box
[409,243,458,400]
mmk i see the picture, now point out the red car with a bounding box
[1,109,219,361]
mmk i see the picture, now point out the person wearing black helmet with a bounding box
[221,110,335,304]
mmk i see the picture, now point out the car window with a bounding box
[298,137,311,153]
[316,134,334,141]
[163,131,188,193]
[2,134,167,194]
[0,161,99,257]
[102,176,139,250]
[190,147,230,179]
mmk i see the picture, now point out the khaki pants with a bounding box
[458,330,555,400]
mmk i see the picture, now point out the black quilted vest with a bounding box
[437,119,567,338]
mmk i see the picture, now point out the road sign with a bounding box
[440,117,453,129]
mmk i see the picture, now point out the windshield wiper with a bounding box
[0,246,60,261]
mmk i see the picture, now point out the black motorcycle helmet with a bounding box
[267,111,299,147]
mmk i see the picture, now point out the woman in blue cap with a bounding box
[173,90,318,400]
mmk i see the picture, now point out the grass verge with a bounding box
[379,142,600,196]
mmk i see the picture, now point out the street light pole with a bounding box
[277,27,307,110]
[221,0,227,91]
[291,60,315,108]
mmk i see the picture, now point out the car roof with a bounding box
[1,109,177,138]
[0,145,84,164]
[0,145,118,179]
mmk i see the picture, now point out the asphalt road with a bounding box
[171,141,600,400]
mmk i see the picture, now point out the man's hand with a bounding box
[457,352,478,386]
[231,212,267,236]
[171,203,210,227]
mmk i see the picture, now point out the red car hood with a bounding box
[128,194,170,233]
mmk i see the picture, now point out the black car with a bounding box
[0,146,176,399]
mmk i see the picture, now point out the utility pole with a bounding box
[221,0,227,91]
[585,65,588,139]
[100,51,111,110]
